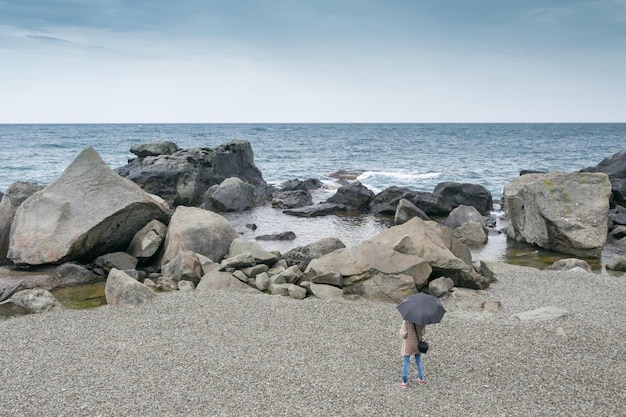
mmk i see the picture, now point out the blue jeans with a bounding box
[402,354,424,383]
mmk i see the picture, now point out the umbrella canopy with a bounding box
[397,293,446,326]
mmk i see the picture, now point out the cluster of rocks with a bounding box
[1,140,625,317]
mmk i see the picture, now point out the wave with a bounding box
[358,170,441,182]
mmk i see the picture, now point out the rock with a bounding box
[196,270,261,294]
[581,149,626,178]
[130,141,179,157]
[283,237,346,271]
[117,140,271,207]
[0,181,44,261]
[232,270,248,283]
[367,217,490,290]
[228,238,279,265]
[283,203,347,217]
[161,250,204,285]
[329,170,361,180]
[0,280,22,302]
[304,241,432,302]
[503,171,611,258]
[428,276,454,297]
[255,231,297,241]
[609,226,626,241]
[394,198,429,225]
[445,205,485,229]
[127,219,167,261]
[255,272,270,291]
[453,221,488,247]
[273,265,302,284]
[288,284,307,300]
[369,186,451,217]
[8,148,170,266]
[309,283,344,299]
[512,306,568,321]
[0,288,60,316]
[220,253,257,269]
[606,255,626,271]
[104,268,156,307]
[611,178,626,206]
[161,206,238,265]
[204,177,256,212]
[177,280,196,291]
[241,264,269,278]
[546,258,593,272]
[326,181,375,210]
[278,178,323,191]
[311,272,343,287]
[50,262,103,289]
[271,190,313,209]
[270,283,290,296]
[94,252,139,272]
[433,182,494,215]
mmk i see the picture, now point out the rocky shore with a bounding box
[1,266,624,416]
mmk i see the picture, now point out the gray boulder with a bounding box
[283,237,347,272]
[503,172,611,258]
[326,181,375,210]
[546,258,593,272]
[445,205,485,229]
[394,198,429,225]
[309,283,344,300]
[304,241,432,302]
[127,219,167,261]
[196,270,261,294]
[8,148,170,266]
[0,181,44,261]
[161,206,238,265]
[105,268,156,307]
[50,262,103,289]
[161,250,204,285]
[0,288,60,316]
[204,177,256,212]
[433,182,493,215]
[278,178,323,191]
[271,190,313,209]
[116,140,270,207]
[228,238,279,265]
[606,255,626,272]
[453,221,488,247]
[130,141,179,157]
[366,217,490,290]
[428,276,455,297]
[94,252,138,272]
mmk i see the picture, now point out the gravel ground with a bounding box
[1,268,625,417]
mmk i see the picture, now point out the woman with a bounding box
[397,320,425,388]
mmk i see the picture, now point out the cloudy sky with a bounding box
[1,0,625,123]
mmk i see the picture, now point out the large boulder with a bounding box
[326,181,375,210]
[161,206,238,265]
[204,177,257,212]
[271,190,313,209]
[115,140,270,207]
[196,270,261,294]
[105,268,156,307]
[444,205,485,229]
[130,141,179,157]
[433,182,493,215]
[502,172,611,258]
[0,181,44,261]
[127,219,168,261]
[366,217,490,290]
[7,148,170,266]
[283,203,347,217]
[0,288,60,316]
[283,237,346,271]
[227,238,279,266]
[304,241,432,302]
[394,198,429,225]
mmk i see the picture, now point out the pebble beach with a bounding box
[1,267,625,417]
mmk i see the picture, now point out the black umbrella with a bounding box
[397,293,446,326]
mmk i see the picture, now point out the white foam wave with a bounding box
[358,170,441,182]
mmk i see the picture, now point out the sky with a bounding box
[1,0,625,123]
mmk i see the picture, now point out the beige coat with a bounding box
[400,320,425,356]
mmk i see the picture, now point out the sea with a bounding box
[1,123,625,271]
